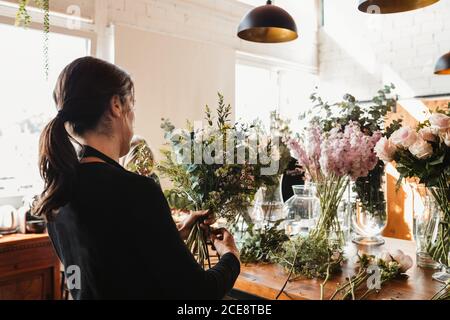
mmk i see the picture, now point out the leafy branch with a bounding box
[15,0,50,78]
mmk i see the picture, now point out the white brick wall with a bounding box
[0,0,319,72]
[107,0,319,72]
[319,0,450,101]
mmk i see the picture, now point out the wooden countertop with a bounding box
[0,233,50,250]
[234,237,443,300]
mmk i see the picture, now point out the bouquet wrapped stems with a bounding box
[310,175,349,246]
[186,222,212,269]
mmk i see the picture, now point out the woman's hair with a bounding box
[34,56,134,219]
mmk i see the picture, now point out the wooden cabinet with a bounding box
[0,234,61,300]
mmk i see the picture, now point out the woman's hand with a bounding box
[177,210,215,241]
[210,228,240,261]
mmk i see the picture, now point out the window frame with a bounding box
[0,4,97,56]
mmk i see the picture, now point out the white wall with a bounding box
[108,0,319,72]
[115,25,235,159]
[319,0,450,101]
[109,0,319,154]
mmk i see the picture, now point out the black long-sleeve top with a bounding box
[47,146,240,300]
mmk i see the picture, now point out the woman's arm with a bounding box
[131,178,240,300]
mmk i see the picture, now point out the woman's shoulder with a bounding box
[78,162,159,192]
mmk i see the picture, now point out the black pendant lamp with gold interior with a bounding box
[435,52,450,75]
[358,0,440,14]
[237,0,298,43]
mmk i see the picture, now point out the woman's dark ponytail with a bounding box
[34,56,134,219]
[34,116,79,219]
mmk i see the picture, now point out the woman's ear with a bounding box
[109,95,123,119]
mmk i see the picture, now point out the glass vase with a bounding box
[413,183,450,282]
[427,186,450,282]
[413,186,441,269]
[351,178,388,246]
[282,184,319,237]
[310,176,349,246]
[250,184,284,227]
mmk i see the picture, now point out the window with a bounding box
[0,23,91,201]
[235,62,319,132]
[235,63,280,128]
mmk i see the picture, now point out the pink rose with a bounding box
[408,138,433,159]
[392,250,413,273]
[418,127,437,142]
[391,127,418,148]
[374,137,397,162]
[429,113,450,130]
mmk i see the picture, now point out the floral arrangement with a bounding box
[302,85,401,222]
[16,0,50,78]
[238,221,289,264]
[158,94,285,266]
[289,121,382,245]
[328,250,413,300]
[375,110,450,266]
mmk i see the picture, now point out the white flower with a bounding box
[408,138,433,160]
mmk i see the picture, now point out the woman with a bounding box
[35,57,240,300]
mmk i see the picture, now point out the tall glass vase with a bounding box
[310,175,349,246]
[413,185,441,269]
[427,185,450,282]
[413,181,450,282]
[351,181,388,246]
[350,163,388,246]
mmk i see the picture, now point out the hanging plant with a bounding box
[15,0,50,78]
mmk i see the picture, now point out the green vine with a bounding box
[15,0,50,79]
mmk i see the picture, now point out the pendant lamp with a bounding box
[435,52,450,75]
[237,0,298,43]
[358,0,439,14]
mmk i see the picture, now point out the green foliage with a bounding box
[274,236,343,279]
[239,221,289,264]
[15,0,50,78]
[16,0,32,27]
[304,84,400,135]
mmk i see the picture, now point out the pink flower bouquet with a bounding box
[289,122,381,245]
[374,111,450,266]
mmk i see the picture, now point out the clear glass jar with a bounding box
[282,185,319,236]
[251,185,284,227]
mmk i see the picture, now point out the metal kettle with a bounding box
[0,205,19,235]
